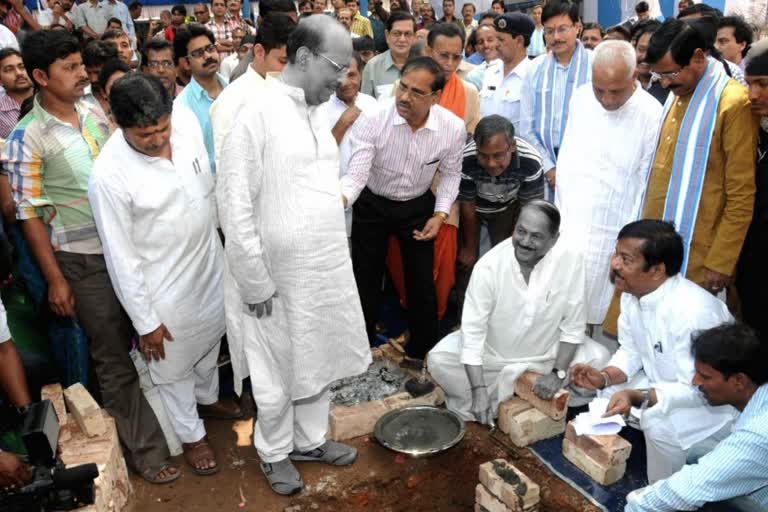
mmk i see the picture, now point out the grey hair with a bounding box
[521,199,561,236]
[473,114,515,147]
[592,40,636,80]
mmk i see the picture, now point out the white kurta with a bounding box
[429,238,610,418]
[217,77,371,400]
[321,92,379,236]
[88,106,225,383]
[555,84,662,324]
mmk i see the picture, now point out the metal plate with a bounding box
[373,406,465,458]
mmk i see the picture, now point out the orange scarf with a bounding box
[438,73,466,121]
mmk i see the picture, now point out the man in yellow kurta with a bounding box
[604,17,756,335]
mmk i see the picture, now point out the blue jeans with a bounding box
[687,441,767,512]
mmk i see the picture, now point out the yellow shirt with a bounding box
[643,79,756,283]
[351,13,373,39]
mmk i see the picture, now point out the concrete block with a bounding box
[499,401,565,447]
[562,438,626,486]
[64,383,107,437]
[476,484,511,512]
[479,460,540,511]
[564,422,631,467]
[514,372,569,420]
[41,383,68,426]
[60,411,132,511]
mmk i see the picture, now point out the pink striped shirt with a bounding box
[341,102,465,214]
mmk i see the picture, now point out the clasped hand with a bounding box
[244,291,278,318]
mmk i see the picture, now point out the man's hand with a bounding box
[544,167,556,188]
[604,389,640,417]
[8,0,27,13]
[570,364,606,390]
[413,216,443,241]
[0,451,31,490]
[470,386,495,426]
[48,277,76,319]
[244,291,278,318]
[457,245,477,270]
[532,371,565,400]
[703,268,730,294]
[140,324,174,362]
[338,105,362,127]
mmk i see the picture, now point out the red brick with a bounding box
[564,422,632,467]
[479,460,540,511]
[41,383,68,426]
[562,438,626,485]
[514,372,569,420]
[476,484,511,512]
[498,399,565,447]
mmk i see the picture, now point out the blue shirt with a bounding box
[102,0,135,39]
[626,384,768,511]
[465,52,484,65]
[174,74,228,174]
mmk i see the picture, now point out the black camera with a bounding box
[0,401,99,512]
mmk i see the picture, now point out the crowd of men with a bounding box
[0,0,767,509]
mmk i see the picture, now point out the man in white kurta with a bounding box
[555,41,663,326]
[89,74,230,475]
[571,220,736,483]
[427,201,610,423]
[216,16,371,496]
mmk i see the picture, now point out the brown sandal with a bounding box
[182,437,220,476]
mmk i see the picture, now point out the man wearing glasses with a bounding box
[361,10,416,99]
[142,39,183,98]
[519,1,590,199]
[217,15,370,496]
[173,23,227,173]
[193,3,211,24]
[342,56,465,369]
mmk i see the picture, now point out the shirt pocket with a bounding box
[181,157,215,208]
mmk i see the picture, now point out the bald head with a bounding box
[591,40,637,111]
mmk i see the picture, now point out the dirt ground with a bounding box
[126,415,601,512]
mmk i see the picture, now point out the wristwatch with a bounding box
[553,368,567,380]
[639,389,651,410]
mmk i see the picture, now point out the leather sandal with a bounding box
[141,462,181,485]
[183,437,220,476]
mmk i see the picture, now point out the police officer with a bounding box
[479,13,535,127]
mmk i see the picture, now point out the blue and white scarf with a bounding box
[531,40,591,164]
[650,57,730,273]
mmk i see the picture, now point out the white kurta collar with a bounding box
[635,274,678,311]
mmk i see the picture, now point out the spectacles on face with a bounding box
[147,59,175,69]
[651,67,684,81]
[397,80,434,99]
[389,30,415,40]
[543,24,574,38]
[477,144,512,162]
[435,51,463,63]
[313,52,349,74]
[194,10,207,15]
[188,43,217,59]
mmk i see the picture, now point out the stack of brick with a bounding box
[495,372,569,447]
[475,459,540,512]
[562,421,632,485]
[41,383,133,512]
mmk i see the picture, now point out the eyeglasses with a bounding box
[146,60,175,69]
[543,24,574,37]
[389,30,415,39]
[397,81,434,99]
[194,10,207,15]
[313,52,349,74]
[434,51,463,63]
[188,43,217,59]
[477,144,512,162]
[651,68,684,81]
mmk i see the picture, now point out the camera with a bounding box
[0,401,99,511]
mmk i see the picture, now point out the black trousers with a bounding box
[351,188,438,360]
[55,252,169,472]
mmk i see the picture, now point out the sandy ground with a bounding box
[125,414,601,512]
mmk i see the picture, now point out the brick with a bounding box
[64,383,107,437]
[60,411,132,512]
[514,372,569,420]
[476,484,511,512]
[562,438,626,486]
[500,404,565,447]
[564,422,631,467]
[479,460,540,511]
[497,398,533,435]
[41,383,68,426]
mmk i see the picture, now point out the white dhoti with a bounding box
[427,332,611,422]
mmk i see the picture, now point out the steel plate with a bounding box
[373,406,465,458]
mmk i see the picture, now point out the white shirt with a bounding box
[479,57,531,129]
[210,65,267,171]
[609,274,737,450]
[321,92,379,236]
[219,52,240,81]
[0,298,10,343]
[556,84,662,324]
[460,238,586,367]
[0,25,19,51]
[89,106,225,381]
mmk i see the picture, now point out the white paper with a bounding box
[572,397,626,436]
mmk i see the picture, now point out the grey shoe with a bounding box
[289,440,358,466]
[259,458,304,496]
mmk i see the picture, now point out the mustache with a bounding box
[609,269,623,283]
[203,58,218,67]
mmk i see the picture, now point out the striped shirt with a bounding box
[0,90,21,139]
[341,101,465,214]
[458,137,544,214]
[0,95,111,252]
[350,13,374,39]
[627,383,768,512]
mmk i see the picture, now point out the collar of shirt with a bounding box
[392,103,439,132]
[271,76,311,106]
[738,383,768,428]
[634,273,678,311]
[187,74,227,101]
[509,238,560,285]
[31,93,103,131]
[381,50,399,73]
